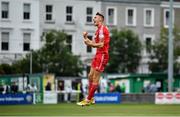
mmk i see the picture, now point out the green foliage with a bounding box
[1,30,83,76]
[149,27,180,73]
[39,30,83,76]
[12,51,41,74]
[106,28,142,73]
[0,64,13,74]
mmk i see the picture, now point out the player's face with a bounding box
[93,15,101,26]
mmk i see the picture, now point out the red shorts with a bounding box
[91,53,109,72]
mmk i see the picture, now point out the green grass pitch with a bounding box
[0,103,180,116]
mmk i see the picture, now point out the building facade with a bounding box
[101,0,161,73]
[0,0,180,75]
[0,0,40,64]
[161,0,180,28]
[39,0,101,76]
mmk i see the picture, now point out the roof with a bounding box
[106,73,180,79]
[162,0,180,1]
[101,0,161,4]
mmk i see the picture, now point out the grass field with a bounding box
[0,103,180,116]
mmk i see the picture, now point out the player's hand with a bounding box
[83,31,88,39]
[84,38,91,46]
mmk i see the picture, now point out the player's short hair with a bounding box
[96,12,104,21]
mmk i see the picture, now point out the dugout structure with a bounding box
[106,73,180,93]
[0,73,54,104]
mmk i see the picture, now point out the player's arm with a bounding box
[84,38,104,48]
[83,32,104,48]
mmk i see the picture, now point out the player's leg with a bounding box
[88,67,94,93]
[76,67,95,106]
[86,67,96,105]
[87,54,109,104]
[87,70,101,102]
[86,54,106,104]
[77,54,104,106]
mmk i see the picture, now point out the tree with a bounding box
[106,28,142,73]
[12,51,42,74]
[0,64,13,74]
[11,30,83,76]
[149,28,180,73]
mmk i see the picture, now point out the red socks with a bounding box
[88,80,93,93]
[87,83,98,100]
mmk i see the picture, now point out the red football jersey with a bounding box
[94,24,110,54]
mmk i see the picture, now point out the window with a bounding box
[106,7,116,25]
[164,9,174,28]
[1,32,9,51]
[1,2,9,19]
[144,35,154,54]
[45,5,53,21]
[23,3,31,20]
[66,6,73,22]
[126,7,136,26]
[144,8,154,27]
[145,37,152,53]
[87,35,92,53]
[86,7,93,23]
[86,65,91,77]
[23,33,31,51]
[66,35,72,52]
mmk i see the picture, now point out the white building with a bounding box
[101,0,161,73]
[40,0,101,75]
[1,0,179,75]
[0,0,40,64]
